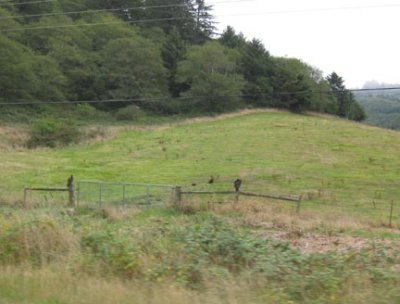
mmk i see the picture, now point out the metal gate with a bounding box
[77,180,177,207]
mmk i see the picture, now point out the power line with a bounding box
[0,94,242,106]
[1,87,399,106]
[0,0,254,21]
[2,2,400,33]
[0,16,192,33]
[217,3,400,17]
[0,3,186,20]
[0,0,56,6]
[348,87,400,93]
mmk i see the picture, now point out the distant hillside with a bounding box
[354,81,400,129]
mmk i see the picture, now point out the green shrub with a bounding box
[73,104,101,120]
[115,105,145,121]
[27,118,81,148]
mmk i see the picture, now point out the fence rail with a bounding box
[19,177,397,227]
[24,180,74,206]
[178,188,303,213]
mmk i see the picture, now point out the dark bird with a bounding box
[192,183,197,187]
[67,175,74,188]
[208,176,214,184]
[234,178,242,192]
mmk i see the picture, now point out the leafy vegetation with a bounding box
[26,118,81,148]
[0,206,398,304]
[0,0,365,120]
[0,1,396,302]
[355,87,400,130]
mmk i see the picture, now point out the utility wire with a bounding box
[1,87,399,106]
[0,0,56,6]
[218,3,400,17]
[2,2,400,33]
[0,0,250,8]
[0,16,192,32]
[0,0,254,21]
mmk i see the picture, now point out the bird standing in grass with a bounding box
[234,178,242,192]
[67,175,74,188]
[208,176,214,184]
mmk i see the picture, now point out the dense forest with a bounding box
[355,82,400,129]
[0,0,366,121]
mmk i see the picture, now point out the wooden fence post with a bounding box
[175,186,182,205]
[235,191,240,203]
[68,175,75,207]
[296,195,303,214]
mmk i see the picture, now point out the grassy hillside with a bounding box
[1,110,399,304]
[1,110,400,218]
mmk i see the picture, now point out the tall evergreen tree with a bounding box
[272,57,312,112]
[140,0,195,40]
[326,72,347,117]
[241,38,274,106]
[219,26,246,49]
[326,72,366,121]
[191,0,215,43]
[161,27,187,96]
[85,0,145,20]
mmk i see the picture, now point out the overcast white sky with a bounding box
[209,0,400,88]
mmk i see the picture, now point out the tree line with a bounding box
[0,0,366,121]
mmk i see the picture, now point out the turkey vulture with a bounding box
[234,178,242,192]
[67,175,74,188]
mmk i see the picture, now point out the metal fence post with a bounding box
[122,184,126,205]
[296,195,303,214]
[146,186,150,205]
[76,181,80,207]
[23,186,28,204]
[99,182,102,208]
[389,200,394,228]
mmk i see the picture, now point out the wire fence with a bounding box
[0,178,398,228]
[77,180,177,208]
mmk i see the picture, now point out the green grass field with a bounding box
[1,110,400,222]
[0,110,399,303]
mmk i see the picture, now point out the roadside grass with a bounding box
[0,205,399,304]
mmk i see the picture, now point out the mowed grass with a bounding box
[1,110,400,223]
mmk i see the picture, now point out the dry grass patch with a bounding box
[80,126,121,145]
[0,214,80,266]
[0,266,282,304]
[175,200,400,255]
[0,124,29,151]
